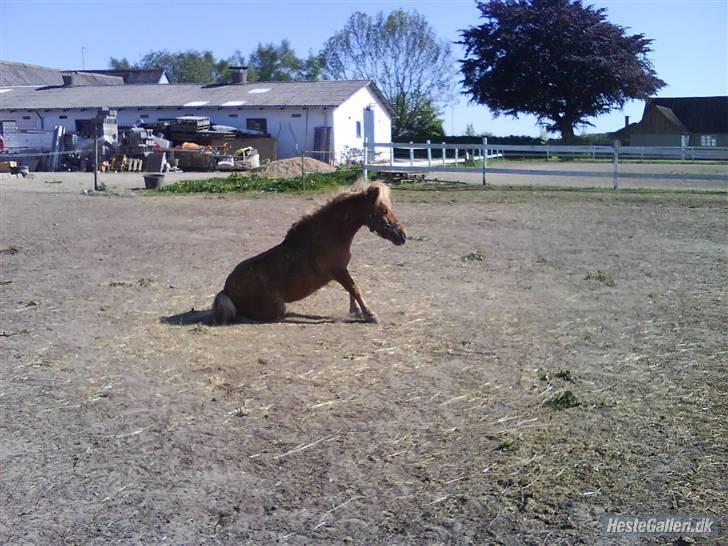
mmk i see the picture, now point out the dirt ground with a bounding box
[1,174,726,544]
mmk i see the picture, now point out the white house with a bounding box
[0,66,393,163]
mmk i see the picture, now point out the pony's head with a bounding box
[365,182,406,246]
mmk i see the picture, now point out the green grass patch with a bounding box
[462,250,485,262]
[585,270,616,286]
[157,169,361,194]
[496,439,519,452]
[545,390,581,410]
[540,369,578,384]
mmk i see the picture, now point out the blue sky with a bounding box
[1,0,726,136]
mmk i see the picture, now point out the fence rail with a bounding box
[363,139,728,189]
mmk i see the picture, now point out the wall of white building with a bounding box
[1,87,392,163]
[332,87,392,163]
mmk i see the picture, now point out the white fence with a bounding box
[363,139,728,189]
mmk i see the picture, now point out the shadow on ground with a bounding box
[160,309,362,326]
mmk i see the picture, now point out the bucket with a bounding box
[143,173,165,189]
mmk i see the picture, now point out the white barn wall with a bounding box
[332,87,392,162]
[2,87,390,163]
[5,107,338,160]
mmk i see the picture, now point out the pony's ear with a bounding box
[366,184,380,205]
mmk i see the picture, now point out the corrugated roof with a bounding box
[61,71,125,86]
[0,60,63,87]
[0,80,394,115]
[82,68,167,84]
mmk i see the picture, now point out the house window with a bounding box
[356,121,362,138]
[59,115,67,119]
[700,135,717,147]
[292,113,302,118]
[22,116,31,120]
[246,118,267,134]
[228,114,238,118]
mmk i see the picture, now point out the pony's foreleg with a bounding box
[349,294,361,317]
[334,269,378,323]
[212,291,237,325]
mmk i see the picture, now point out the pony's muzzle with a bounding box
[393,226,407,245]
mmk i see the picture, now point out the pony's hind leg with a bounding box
[212,292,237,325]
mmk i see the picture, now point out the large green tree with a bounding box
[322,10,453,139]
[111,50,227,83]
[109,44,323,83]
[247,41,325,81]
[459,0,665,139]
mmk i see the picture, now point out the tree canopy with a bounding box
[109,44,323,84]
[322,10,455,139]
[459,0,665,139]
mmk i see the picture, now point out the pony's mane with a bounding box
[285,180,392,239]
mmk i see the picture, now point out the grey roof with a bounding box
[653,105,688,133]
[0,80,395,115]
[647,96,728,133]
[61,71,125,86]
[0,60,63,87]
[82,68,167,84]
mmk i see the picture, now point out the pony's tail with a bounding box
[212,291,237,325]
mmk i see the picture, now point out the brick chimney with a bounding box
[229,66,248,84]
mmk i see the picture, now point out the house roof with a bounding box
[81,68,167,84]
[646,96,728,134]
[61,71,125,86]
[0,80,395,116]
[0,60,64,87]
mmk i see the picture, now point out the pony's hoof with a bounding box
[365,314,379,324]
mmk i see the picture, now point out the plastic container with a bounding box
[143,173,165,189]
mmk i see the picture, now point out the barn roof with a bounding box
[0,80,395,116]
[81,68,168,84]
[0,60,64,87]
[646,96,728,134]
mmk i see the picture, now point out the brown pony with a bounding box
[212,181,406,324]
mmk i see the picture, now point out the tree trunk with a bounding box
[558,121,576,143]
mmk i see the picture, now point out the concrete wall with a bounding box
[629,133,728,147]
[0,85,393,164]
[332,87,392,163]
[1,106,337,161]
[630,134,684,147]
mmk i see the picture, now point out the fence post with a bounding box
[442,142,446,167]
[455,147,459,166]
[612,139,620,190]
[409,142,414,167]
[390,144,394,166]
[94,137,99,191]
[482,137,488,186]
[363,138,369,183]
[426,140,432,168]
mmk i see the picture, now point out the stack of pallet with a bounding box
[169,116,211,143]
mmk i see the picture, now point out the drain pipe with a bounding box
[33,110,45,129]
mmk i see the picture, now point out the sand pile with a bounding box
[254,157,336,178]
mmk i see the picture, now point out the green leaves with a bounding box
[157,170,360,194]
[322,9,454,139]
[460,0,665,139]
